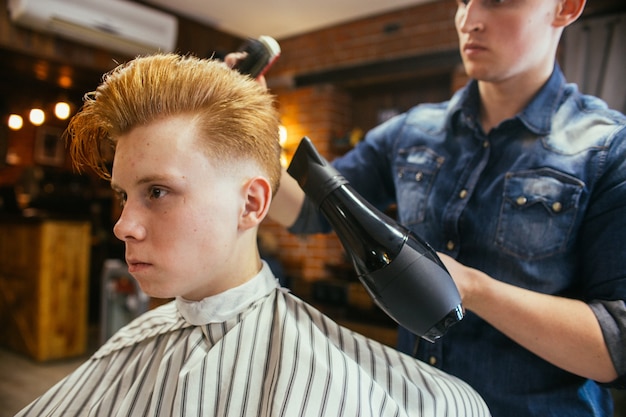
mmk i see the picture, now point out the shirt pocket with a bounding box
[496,168,583,260]
[395,147,445,225]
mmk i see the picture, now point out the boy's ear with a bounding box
[553,0,586,28]
[239,176,272,230]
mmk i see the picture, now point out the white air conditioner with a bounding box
[7,0,178,56]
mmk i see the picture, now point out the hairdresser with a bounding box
[229,0,626,415]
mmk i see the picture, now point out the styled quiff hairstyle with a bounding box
[67,53,282,193]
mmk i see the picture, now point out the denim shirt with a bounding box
[290,66,626,417]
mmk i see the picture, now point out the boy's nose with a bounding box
[113,204,146,242]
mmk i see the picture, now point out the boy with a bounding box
[16,54,490,416]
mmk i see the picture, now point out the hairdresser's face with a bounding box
[455,0,560,83]
[111,115,254,300]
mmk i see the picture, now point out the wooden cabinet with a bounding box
[0,218,91,361]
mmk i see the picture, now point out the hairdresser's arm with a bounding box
[438,253,619,383]
[268,168,306,227]
[223,52,302,227]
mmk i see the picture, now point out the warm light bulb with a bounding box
[8,114,23,130]
[29,108,45,126]
[54,101,71,120]
[278,125,287,147]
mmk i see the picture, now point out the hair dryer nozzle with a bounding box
[287,137,348,207]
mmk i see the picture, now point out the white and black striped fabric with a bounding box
[17,263,490,417]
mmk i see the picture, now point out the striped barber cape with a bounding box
[17,262,490,417]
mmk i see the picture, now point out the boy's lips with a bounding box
[126,257,152,273]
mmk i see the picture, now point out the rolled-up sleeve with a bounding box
[590,300,626,388]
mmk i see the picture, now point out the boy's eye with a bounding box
[457,0,507,5]
[149,186,167,200]
[116,191,127,207]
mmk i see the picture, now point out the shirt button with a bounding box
[459,189,468,199]
[516,196,527,206]
[415,171,423,182]
[552,201,562,212]
[429,356,438,366]
[482,140,489,148]
[446,241,455,251]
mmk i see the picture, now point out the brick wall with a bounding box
[270,1,458,76]
[261,84,351,282]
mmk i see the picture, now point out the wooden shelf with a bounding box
[0,218,91,361]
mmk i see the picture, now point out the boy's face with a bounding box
[111,115,259,301]
[455,0,562,84]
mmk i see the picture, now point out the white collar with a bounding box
[175,261,280,326]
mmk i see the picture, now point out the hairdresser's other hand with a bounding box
[436,252,483,309]
[224,52,268,89]
[436,252,617,383]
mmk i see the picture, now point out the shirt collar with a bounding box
[518,64,566,135]
[176,261,280,326]
[450,64,567,136]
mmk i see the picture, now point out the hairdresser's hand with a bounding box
[437,252,483,308]
[224,52,268,89]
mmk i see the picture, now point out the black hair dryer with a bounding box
[287,137,463,342]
